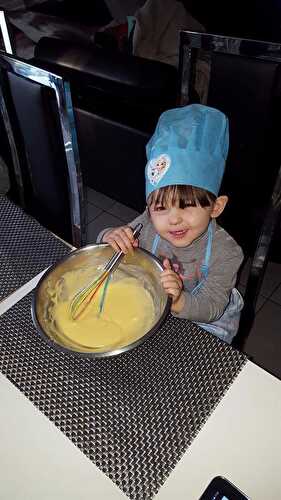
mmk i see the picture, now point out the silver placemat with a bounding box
[0,293,247,499]
[0,196,71,300]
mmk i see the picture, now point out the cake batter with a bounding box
[49,266,156,352]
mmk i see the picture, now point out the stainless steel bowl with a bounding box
[32,244,171,357]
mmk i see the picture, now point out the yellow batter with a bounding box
[49,267,155,352]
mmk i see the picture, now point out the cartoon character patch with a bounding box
[147,154,171,185]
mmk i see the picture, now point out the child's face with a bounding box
[149,199,215,248]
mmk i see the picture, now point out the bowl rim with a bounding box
[31,243,172,358]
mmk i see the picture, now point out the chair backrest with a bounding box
[179,32,281,258]
[0,52,86,246]
[0,11,14,54]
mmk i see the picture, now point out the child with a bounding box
[97,104,244,344]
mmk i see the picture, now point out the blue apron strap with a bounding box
[151,234,160,255]
[191,222,213,295]
[201,222,213,279]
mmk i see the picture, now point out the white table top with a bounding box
[156,361,281,500]
[0,372,124,500]
[0,240,280,499]
[0,357,280,499]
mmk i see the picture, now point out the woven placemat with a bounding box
[0,293,247,499]
[0,196,71,300]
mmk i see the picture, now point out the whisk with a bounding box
[70,223,143,320]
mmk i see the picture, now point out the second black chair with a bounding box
[179,31,281,349]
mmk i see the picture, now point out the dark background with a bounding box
[183,0,281,42]
[23,0,281,44]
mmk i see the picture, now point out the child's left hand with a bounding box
[161,258,184,308]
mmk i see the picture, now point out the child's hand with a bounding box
[161,258,184,311]
[102,226,139,254]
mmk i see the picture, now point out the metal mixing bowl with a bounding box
[32,244,171,357]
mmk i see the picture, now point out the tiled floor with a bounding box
[86,187,140,243]
[86,186,281,381]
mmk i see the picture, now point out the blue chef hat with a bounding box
[145,104,229,199]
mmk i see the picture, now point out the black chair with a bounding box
[0,51,86,247]
[179,31,281,350]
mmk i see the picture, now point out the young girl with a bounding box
[97,104,244,343]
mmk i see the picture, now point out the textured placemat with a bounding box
[0,293,247,499]
[0,196,71,300]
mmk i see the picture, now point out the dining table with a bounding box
[0,195,281,500]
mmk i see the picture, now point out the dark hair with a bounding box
[147,185,216,208]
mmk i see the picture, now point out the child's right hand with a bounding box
[102,226,139,254]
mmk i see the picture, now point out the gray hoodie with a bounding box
[97,211,244,323]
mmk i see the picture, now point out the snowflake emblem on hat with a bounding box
[147,154,171,185]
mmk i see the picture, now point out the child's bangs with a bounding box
[148,185,216,208]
